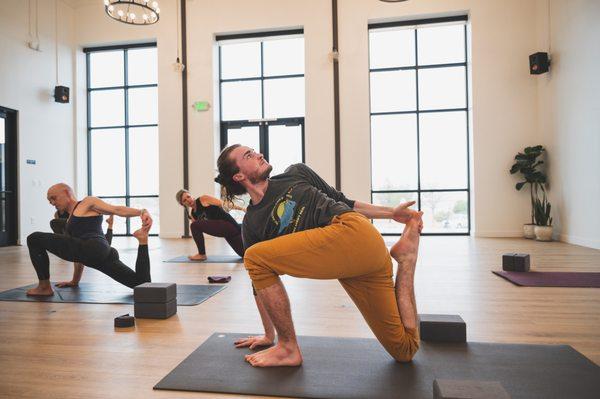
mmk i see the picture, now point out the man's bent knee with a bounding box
[27,232,45,247]
[390,334,420,363]
[243,244,280,290]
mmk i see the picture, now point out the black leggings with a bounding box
[27,232,150,289]
[191,219,244,257]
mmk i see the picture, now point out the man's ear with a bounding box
[233,172,244,183]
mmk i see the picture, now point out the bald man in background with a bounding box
[26,183,153,296]
[49,207,115,288]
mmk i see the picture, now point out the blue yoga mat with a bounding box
[0,283,226,306]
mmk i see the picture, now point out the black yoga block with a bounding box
[502,253,530,272]
[433,379,510,399]
[134,282,177,303]
[114,313,135,328]
[134,298,177,319]
[420,314,466,343]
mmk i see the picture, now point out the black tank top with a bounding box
[192,198,239,228]
[66,202,105,240]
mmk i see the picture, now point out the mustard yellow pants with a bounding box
[244,211,419,362]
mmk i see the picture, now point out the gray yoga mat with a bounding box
[154,333,600,399]
[493,270,600,288]
[0,282,226,306]
[164,255,243,264]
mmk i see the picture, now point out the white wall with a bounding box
[71,0,545,239]
[0,0,76,244]
[536,0,600,249]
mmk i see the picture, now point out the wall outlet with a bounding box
[30,217,35,225]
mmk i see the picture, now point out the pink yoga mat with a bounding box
[493,271,600,288]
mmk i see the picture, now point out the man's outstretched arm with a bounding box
[295,164,419,224]
[353,200,420,224]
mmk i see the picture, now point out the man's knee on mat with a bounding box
[390,333,420,363]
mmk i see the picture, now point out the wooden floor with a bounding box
[1,235,599,398]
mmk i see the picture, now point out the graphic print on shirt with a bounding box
[271,186,305,234]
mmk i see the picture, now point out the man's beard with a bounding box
[249,164,273,184]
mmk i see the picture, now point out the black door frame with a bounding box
[0,106,19,246]
[220,117,305,164]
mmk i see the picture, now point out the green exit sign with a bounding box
[193,101,210,112]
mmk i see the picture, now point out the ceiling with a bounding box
[61,0,100,8]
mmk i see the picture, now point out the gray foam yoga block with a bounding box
[134,298,177,319]
[420,314,466,343]
[502,253,530,272]
[433,379,510,399]
[502,253,516,270]
[134,282,177,303]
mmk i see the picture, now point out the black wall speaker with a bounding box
[54,86,70,103]
[529,52,550,75]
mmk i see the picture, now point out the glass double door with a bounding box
[221,118,304,176]
[0,107,18,247]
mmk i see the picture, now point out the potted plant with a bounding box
[509,145,547,238]
[533,192,553,241]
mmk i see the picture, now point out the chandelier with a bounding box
[104,0,160,25]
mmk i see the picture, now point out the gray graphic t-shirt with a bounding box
[242,164,355,249]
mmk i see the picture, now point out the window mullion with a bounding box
[414,28,422,213]
[124,48,131,235]
[86,52,92,196]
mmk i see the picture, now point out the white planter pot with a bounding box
[523,224,536,239]
[534,225,553,241]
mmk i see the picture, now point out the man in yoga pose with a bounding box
[26,183,153,296]
[50,211,115,288]
[215,144,422,367]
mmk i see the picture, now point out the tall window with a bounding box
[368,16,470,235]
[85,43,159,236]
[217,31,305,177]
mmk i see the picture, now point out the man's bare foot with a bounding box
[390,212,422,271]
[188,253,207,261]
[106,215,114,229]
[26,283,54,296]
[132,227,149,245]
[244,342,303,367]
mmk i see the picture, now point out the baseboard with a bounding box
[558,234,600,250]
[159,231,184,239]
[474,230,524,238]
